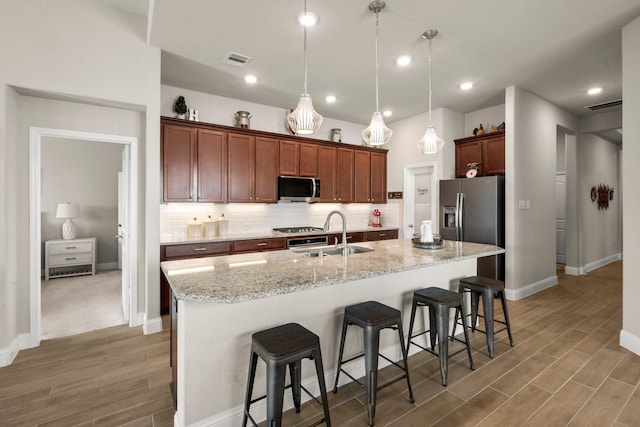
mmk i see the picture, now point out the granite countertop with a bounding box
[161,239,505,304]
[160,225,399,245]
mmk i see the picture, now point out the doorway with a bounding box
[403,163,438,239]
[29,127,138,347]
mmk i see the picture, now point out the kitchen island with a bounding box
[161,239,505,427]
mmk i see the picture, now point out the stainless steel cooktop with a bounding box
[273,226,325,234]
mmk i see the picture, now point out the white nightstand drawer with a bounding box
[48,241,93,255]
[48,252,93,267]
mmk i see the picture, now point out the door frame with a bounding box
[403,162,439,239]
[28,127,138,347]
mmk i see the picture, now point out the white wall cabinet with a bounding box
[44,237,96,280]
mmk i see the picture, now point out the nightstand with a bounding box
[44,237,96,280]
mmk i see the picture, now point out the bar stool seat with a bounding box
[333,301,414,426]
[454,276,514,357]
[407,287,474,386]
[242,322,331,427]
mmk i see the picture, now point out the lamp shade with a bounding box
[56,203,80,219]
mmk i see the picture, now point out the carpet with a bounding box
[41,269,126,340]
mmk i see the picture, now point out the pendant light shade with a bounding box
[417,29,444,155]
[362,1,392,146]
[287,0,323,135]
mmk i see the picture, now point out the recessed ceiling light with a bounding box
[383,110,392,117]
[244,74,258,84]
[588,87,603,95]
[396,55,412,66]
[298,12,318,26]
[325,95,337,103]
[459,81,474,90]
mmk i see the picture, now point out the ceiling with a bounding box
[97,0,640,126]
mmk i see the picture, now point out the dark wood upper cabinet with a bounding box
[279,140,299,176]
[454,131,505,178]
[160,117,388,204]
[255,137,279,202]
[162,124,196,202]
[279,140,318,178]
[337,148,354,203]
[318,146,337,202]
[197,129,227,202]
[370,152,387,203]
[354,151,371,203]
[299,142,319,177]
[227,133,255,202]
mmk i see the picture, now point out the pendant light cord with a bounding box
[428,36,432,126]
[375,11,380,112]
[303,0,308,95]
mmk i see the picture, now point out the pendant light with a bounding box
[362,0,392,146]
[287,0,323,135]
[417,29,445,154]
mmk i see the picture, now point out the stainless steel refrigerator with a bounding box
[439,176,505,280]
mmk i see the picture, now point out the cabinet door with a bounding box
[197,129,227,202]
[455,141,483,177]
[162,124,196,202]
[299,142,319,177]
[318,146,337,202]
[227,133,255,202]
[336,148,354,203]
[279,140,299,176]
[354,151,371,203]
[255,137,279,202]
[482,134,505,175]
[370,152,387,203]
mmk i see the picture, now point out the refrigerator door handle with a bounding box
[455,192,461,241]
[459,192,465,241]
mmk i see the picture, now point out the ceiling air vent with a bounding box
[223,52,252,68]
[585,99,622,111]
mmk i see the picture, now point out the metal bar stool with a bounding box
[332,301,414,426]
[407,287,474,386]
[453,276,514,357]
[242,322,331,427]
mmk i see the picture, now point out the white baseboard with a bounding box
[564,266,582,276]
[620,330,640,357]
[505,275,558,301]
[0,336,19,367]
[144,316,163,335]
[584,253,622,274]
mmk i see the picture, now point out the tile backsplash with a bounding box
[159,202,400,242]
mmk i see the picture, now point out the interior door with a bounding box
[556,173,567,264]
[118,147,130,322]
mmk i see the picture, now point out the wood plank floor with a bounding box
[2,261,638,426]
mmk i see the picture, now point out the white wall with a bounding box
[464,104,505,137]
[0,0,161,360]
[161,85,367,146]
[505,86,578,299]
[622,15,640,355]
[41,137,122,267]
[578,110,623,269]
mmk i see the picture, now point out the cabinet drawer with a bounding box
[328,232,366,244]
[163,242,232,260]
[365,229,398,241]
[233,238,286,253]
[48,241,93,255]
[48,252,93,267]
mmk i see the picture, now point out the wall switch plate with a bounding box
[525,200,531,209]
[518,200,526,209]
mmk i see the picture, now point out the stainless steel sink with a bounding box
[291,245,374,257]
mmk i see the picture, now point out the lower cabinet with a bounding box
[365,229,399,241]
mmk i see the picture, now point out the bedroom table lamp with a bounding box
[56,202,80,240]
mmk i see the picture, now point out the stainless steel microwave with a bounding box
[277,176,320,202]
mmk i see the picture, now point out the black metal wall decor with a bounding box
[591,184,614,210]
